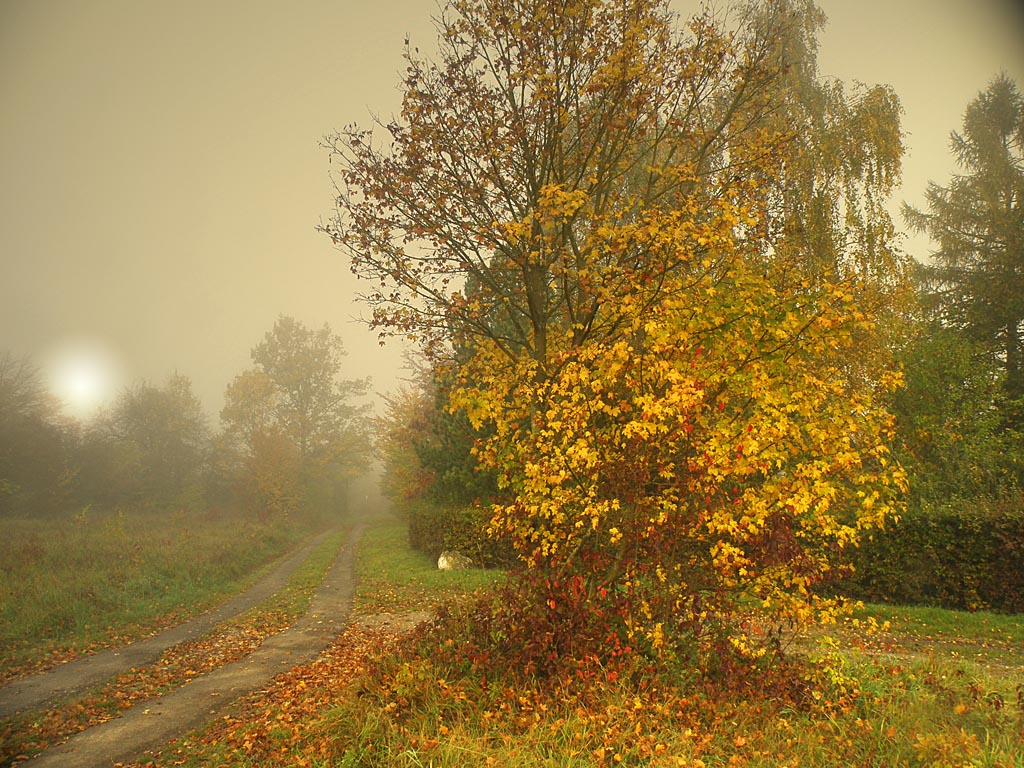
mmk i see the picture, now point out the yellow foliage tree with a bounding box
[377,382,438,502]
[326,0,909,669]
[453,206,906,662]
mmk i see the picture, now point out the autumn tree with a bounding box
[325,0,908,670]
[378,359,498,506]
[221,317,371,516]
[377,381,437,503]
[904,74,1024,406]
[250,317,370,467]
[220,369,302,516]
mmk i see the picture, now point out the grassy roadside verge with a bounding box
[119,516,504,768]
[0,528,347,764]
[846,603,1024,669]
[0,508,325,682]
[354,516,505,615]
[121,518,1024,768]
[321,609,1024,765]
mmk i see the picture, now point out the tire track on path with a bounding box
[15,522,361,768]
[0,528,335,720]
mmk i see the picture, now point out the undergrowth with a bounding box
[326,635,1024,767]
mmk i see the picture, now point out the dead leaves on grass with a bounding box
[0,606,200,687]
[0,611,293,762]
[120,624,406,768]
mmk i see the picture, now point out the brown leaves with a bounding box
[322,0,786,362]
[120,625,405,768]
[0,615,285,761]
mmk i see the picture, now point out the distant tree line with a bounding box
[831,73,1024,612]
[0,316,372,520]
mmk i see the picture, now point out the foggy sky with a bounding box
[1,0,1022,422]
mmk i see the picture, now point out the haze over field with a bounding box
[2,4,1024,764]
[1,0,1022,421]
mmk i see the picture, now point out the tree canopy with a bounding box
[904,73,1024,404]
[79,374,208,509]
[0,352,73,514]
[329,0,908,669]
[221,317,372,516]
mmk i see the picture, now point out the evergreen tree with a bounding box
[903,74,1024,404]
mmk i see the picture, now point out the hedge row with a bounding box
[404,500,517,569]
[403,495,1024,612]
[841,493,1024,613]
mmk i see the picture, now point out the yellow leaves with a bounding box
[494,218,532,245]
[537,183,590,221]
[446,190,906,661]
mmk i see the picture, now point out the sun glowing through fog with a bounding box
[45,341,123,420]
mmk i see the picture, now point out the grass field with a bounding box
[0,506,327,680]
[353,516,506,615]
[849,602,1024,669]
[125,517,1024,768]
[0,528,348,763]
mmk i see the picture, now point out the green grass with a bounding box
[353,518,506,615]
[321,617,1024,768]
[0,528,348,764]
[848,603,1024,670]
[323,526,1024,768]
[0,506,327,679]
[116,518,1024,768]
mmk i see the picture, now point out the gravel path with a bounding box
[5,523,361,768]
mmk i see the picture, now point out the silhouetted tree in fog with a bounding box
[221,316,372,517]
[0,352,75,514]
[80,374,209,509]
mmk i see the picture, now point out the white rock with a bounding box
[437,550,474,571]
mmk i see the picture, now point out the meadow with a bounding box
[0,505,323,681]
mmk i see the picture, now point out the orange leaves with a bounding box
[328,0,913,680]
[324,0,821,363]
[134,625,394,768]
[0,623,273,761]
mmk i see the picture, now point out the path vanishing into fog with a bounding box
[2,524,362,768]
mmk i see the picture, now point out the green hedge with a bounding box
[404,500,517,569]
[841,493,1024,613]
[402,494,1024,611]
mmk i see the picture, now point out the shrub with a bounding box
[841,492,1024,612]
[403,500,515,569]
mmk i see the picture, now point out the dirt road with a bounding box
[3,524,361,768]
